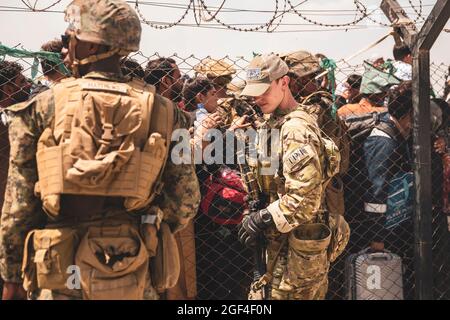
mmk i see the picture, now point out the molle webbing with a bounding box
[36,77,174,213]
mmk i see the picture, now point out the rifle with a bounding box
[236,130,270,300]
[232,98,264,130]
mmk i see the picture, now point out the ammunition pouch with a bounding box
[150,222,181,292]
[283,223,331,290]
[22,228,80,292]
[75,224,149,300]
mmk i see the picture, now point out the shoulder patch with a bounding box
[284,144,315,173]
[80,81,129,94]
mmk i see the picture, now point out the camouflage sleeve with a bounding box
[172,102,193,131]
[266,120,324,233]
[157,142,200,234]
[156,103,200,233]
[0,92,53,283]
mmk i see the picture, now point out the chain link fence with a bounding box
[0,49,449,300]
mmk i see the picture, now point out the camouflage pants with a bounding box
[271,216,350,300]
[249,222,333,300]
[269,235,330,300]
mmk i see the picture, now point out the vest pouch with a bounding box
[25,228,79,290]
[37,140,167,214]
[150,222,180,291]
[327,214,350,263]
[322,137,340,180]
[21,231,37,293]
[325,176,345,216]
[281,223,331,292]
[140,223,158,258]
[75,224,149,300]
[124,132,168,211]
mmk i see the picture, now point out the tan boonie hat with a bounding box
[194,58,236,78]
[279,50,321,78]
[241,54,289,97]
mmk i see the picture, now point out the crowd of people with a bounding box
[0,0,449,301]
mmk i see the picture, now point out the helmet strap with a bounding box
[68,33,80,78]
[77,48,121,66]
[68,33,127,77]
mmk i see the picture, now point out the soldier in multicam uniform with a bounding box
[0,0,200,300]
[279,50,351,300]
[238,53,347,300]
[280,50,350,217]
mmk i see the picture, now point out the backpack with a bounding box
[35,76,174,216]
[369,122,413,229]
[341,112,397,212]
[342,111,388,143]
[199,166,247,225]
[443,154,450,214]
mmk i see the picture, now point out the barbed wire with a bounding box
[198,0,226,22]
[267,0,288,33]
[408,0,426,22]
[198,0,281,32]
[286,0,368,28]
[353,0,393,27]
[20,0,62,12]
[135,0,193,29]
[0,0,438,33]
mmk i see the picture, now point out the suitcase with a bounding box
[345,248,404,300]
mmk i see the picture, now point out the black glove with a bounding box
[238,209,274,248]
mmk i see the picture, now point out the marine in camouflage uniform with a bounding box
[0,0,200,300]
[238,54,347,300]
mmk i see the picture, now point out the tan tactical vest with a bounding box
[36,76,174,217]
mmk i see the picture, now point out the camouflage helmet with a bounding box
[279,50,321,78]
[65,0,141,54]
[194,58,236,78]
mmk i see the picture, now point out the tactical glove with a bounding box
[238,208,274,248]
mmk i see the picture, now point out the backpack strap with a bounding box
[302,91,332,106]
[148,95,175,197]
[375,121,403,142]
[130,80,156,149]
[51,78,81,143]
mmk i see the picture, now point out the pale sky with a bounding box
[1,0,449,90]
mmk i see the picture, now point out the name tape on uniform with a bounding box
[81,82,129,94]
